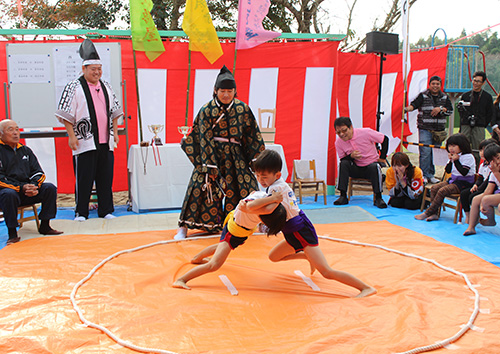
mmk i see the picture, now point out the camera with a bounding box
[457,100,471,112]
[468,115,476,128]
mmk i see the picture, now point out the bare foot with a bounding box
[463,229,476,236]
[356,287,377,298]
[425,214,439,222]
[479,218,496,227]
[172,280,191,290]
[191,257,210,264]
[464,216,469,224]
[414,212,428,220]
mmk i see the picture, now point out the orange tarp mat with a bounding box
[0,220,499,354]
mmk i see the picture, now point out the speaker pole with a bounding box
[376,52,386,132]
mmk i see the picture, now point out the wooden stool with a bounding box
[0,204,40,229]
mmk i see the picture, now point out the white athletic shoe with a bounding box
[174,227,188,240]
[429,177,441,184]
[104,214,116,220]
[74,216,86,222]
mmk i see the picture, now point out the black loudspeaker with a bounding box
[366,31,399,54]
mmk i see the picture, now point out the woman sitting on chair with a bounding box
[385,152,424,210]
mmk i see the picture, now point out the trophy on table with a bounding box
[148,124,164,145]
[177,125,193,139]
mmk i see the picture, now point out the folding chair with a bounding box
[258,108,276,144]
[347,159,389,201]
[292,159,327,205]
[0,204,40,229]
[420,172,466,224]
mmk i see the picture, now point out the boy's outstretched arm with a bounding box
[239,191,283,215]
[245,201,280,215]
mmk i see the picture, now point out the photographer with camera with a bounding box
[404,75,453,184]
[458,71,495,166]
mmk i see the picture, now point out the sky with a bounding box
[326,0,500,45]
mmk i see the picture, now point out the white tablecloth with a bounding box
[128,143,288,212]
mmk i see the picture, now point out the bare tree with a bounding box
[343,0,419,51]
[1,0,124,30]
[272,0,326,33]
[4,0,419,50]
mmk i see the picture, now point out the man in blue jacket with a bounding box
[0,120,62,245]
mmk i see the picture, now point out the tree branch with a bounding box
[348,0,418,51]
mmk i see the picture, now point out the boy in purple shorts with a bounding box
[246,150,376,298]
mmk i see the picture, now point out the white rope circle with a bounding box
[70,234,480,354]
[317,236,480,354]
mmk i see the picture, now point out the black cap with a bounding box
[215,65,236,89]
[79,39,101,66]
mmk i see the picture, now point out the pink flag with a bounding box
[236,0,281,50]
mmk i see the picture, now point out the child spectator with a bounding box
[463,143,500,236]
[461,139,499,223]
[250,149,376,298]
[385,152,424,210]
[415,134,476,222]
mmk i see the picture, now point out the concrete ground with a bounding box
[16,191,180,241]
[17,211,181,241]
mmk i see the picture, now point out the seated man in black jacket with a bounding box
[0,120,62,245]
[334,117,389,209]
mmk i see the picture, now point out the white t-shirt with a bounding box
[478,162,491,180]
[450,153,476,178]
[266,177,300,221]
[488,172,500,191]
[233,191,268,229]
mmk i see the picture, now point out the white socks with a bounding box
[174,226,188,240]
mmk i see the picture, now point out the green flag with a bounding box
[130,0,165,62]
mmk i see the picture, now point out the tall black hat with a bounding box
[214,65,236,89]
[79,39,102,66]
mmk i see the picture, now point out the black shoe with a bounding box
[6,237,20,245]
[39,227,64,235]
[374,198,387,209]
[334,196,349,205]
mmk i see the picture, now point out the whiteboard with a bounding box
[6,42,122,128]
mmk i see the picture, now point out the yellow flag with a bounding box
[182,0,223,64]
[130,0,165,62]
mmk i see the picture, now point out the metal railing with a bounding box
[445,45,479,93]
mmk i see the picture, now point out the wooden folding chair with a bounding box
[420,172,466,224]
[258,108,276,144]
[347,178,374,201]
[347,159,389,201]
[292,159,327,205]
[0,204,40,229]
